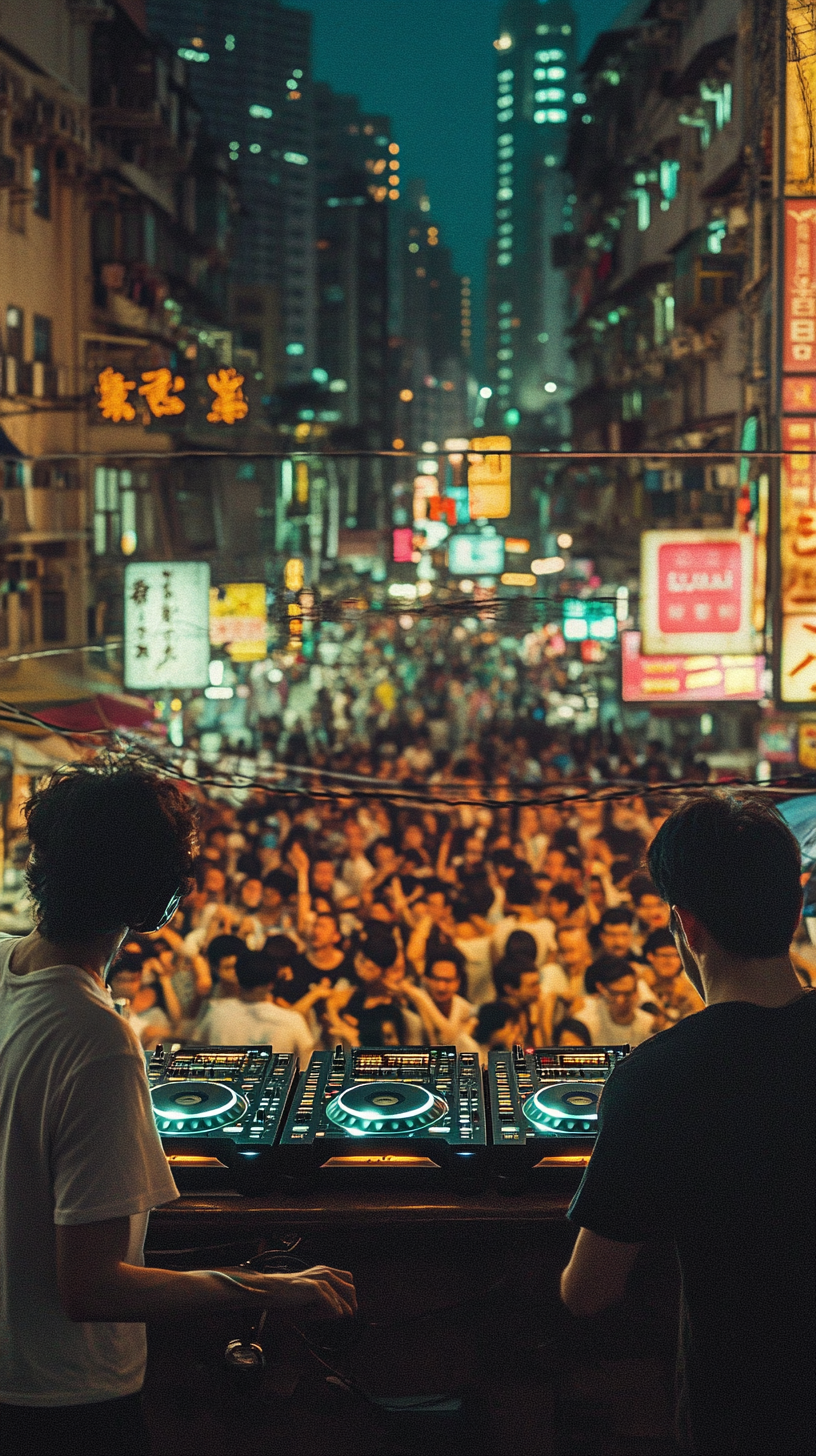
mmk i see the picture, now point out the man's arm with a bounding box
[56,1217,356,1323]
[560,1227,642,1318]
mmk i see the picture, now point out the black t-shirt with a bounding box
[568,994,816,1455]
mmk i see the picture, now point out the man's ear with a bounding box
[674,907,705,952]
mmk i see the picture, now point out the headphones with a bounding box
[128,883,183,934]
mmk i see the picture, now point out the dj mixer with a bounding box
[278,1044,487,1186]
[487,1044,629,1188]
[147,1043,298,1191]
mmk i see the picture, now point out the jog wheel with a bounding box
[325,1080,448,1135]
[522,1080,604,1135]
[152,1080,248,1134]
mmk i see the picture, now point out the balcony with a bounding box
[0,489,86,541]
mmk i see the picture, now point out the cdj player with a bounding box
[278,1044,487,1186]
[488,1044,629,1189]
[147,1043,298,1192]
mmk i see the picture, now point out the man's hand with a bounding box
[242,1265,357,1321]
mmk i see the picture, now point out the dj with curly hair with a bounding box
[0,762,355,1456]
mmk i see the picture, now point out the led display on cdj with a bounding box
[354,1050,431,1073]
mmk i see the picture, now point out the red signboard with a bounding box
[621,632,765,703]
[656,539,743,634]
[784,200,816,372]
[641,531,754,655]
[782,376,816,411]
[392,527,413,563]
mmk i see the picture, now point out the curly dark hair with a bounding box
[25,761,198,942]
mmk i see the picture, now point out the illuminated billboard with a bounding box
[448,533,505,576]
[468,436,511,519]
[640,530,754,656]
[125,561,211,690]
[209,583,267,662]
[621,632,764,702]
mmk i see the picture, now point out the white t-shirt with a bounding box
[194,997,314,1062]
[454,933,494,1006]
[418,993,478,1054]
[0,936,179,1406]
[573,993,655,1048]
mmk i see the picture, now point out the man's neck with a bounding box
[10,928,126,987]
[696,953,806,1008]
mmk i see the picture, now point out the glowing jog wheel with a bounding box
[151,1080,248,1134]
[325,1080,448,1136]
[522,1080,604,1135]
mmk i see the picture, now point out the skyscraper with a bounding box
[487,0,577,444]
[146,0,316,382]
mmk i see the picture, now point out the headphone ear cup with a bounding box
[129,885,182,933]
[223,1339,265,1395]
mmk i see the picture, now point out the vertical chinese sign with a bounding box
[781,2,816,699]
[124,562,211,691]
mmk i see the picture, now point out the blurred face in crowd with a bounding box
[646,941,683,986]
[611,797,644,832]
[424,959,460,1013]
[311,913,340,951]
[402,824,424,853]
[373,841,400,874]
[557,927,591,973]
[462,835,484,869]
[215,953,239,991]
[355,949,386,983]
[109,967,142,1003]
[600,919,634,958]
[239,877,263,911]
[312,859,335,894]
[558,1026,589,1047]
[636,894,670,932]
[597,972,639,1025]
[548,892,573,927]
[488,1012,524,1051]
[203,866,226,900]
[543,848,567,882]
[344,821,366,857]
[262,884,283,915]
[512,968,542,1010]
[587,876,606,912]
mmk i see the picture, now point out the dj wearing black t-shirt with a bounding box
[562,793,815,1455]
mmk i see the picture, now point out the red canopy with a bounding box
[39,694,155,733]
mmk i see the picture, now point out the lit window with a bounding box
[389,142,400,154]
[498,68,514,81]
[535,109,567,123]
[498,132,513,145]
[497,187,513,200]
[283,152,309,165]
[389,189,399,199]
[494,33,513,50]
[249,143,261,154]
[536,49,565,62]
[498,110,514,122]
[582,114,593,124]
[498,367,513,379]
[498,223,513,235]
[536,88,565,102]
[497,348,513,360]
[497,254,512,266]
[178,46,209,62]
[546,66,566,80]
[572,91,586,104]
[293,68,303,78]
[249,104,273,119]
[286,79,298,90]
[498,146,514,159]
[225,34,235,50]
[498,162,513,175]
[544,381,557,394]
[286,342,305,355]
[498,301,513,313]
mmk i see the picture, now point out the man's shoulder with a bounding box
[607,1010,713,1086]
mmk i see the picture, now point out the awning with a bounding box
[0,423,25,460]
[39,694,155,733]
[0,657,153,732]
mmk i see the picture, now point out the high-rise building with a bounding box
[312,85,393,452]
[392,180,471,449]
[146,0,316,382]
[487,0,577,443]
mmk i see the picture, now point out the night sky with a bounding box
[300,0,629,371]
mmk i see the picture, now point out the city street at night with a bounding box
[0,3,813,1454]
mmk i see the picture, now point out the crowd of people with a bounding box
[101,749,727,1062]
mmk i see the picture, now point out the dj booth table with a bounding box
[144,1187,680,1456]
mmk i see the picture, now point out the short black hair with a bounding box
[206,934,244,972]
[554,1018,593,1047]
[235,950,277,991]
[549,881,583,915]
[630,874,660,904]
[505,928,537,961]
[25,762,197,942]
[356,923,398,970]
[263,869,296,898]
[475,1000,517,1042]
[505,872,536,906]
[493,953,537,996]
[648,793,802,958]
[263,932,298,967]
[599,906,634,928]
[587,954,637,992]
[643,928,677,956]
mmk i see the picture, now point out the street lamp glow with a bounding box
[531,556,565,575]
[544,381,558,394]
[479,386,493,399]
[557,532,573,548]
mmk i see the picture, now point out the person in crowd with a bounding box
[562,792,814,1455]
[194,948,314,1061]
[490,872,556,969]
[540,925,593,1044]
[399,950,478,1052]
[573,954,656,1047]
[629,875,671,939]
[547,881,585,929]
[108,950,179,1051]
[592,905,639,962]
[554,1017,593,1048]
[474,999,525,1057]
[641,928,705,1020]
[492,954,546,1046]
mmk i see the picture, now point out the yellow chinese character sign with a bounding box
[138,367,185,416]
[209,582,267,662]
[97,367,136,422]
[468,436,511,519]
[207,367,249,424]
